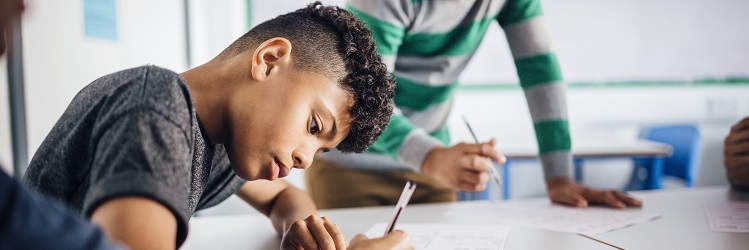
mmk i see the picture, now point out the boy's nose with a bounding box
[292,148,312,169]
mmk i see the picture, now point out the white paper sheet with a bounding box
[703,201,749,233]
[365,223,509,250]
[446,200,660,235]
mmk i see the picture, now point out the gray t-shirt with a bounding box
[23,65,246,247]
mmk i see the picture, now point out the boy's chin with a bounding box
[230,165,258,181]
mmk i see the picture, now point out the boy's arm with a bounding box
[499,0,641,208]
[235,180,347,249]
[91,197,177,250]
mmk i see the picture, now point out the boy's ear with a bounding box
[250,37,292,81]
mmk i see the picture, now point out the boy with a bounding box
[22,2,408,249]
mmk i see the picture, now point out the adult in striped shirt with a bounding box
[306,0,642,210]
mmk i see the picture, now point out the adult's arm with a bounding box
[347,0,503,192]
[498,0,640,208]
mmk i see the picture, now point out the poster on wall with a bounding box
[83,0,118,41]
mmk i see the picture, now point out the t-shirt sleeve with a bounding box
[82,109,193,247]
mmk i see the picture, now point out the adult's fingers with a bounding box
[725,155,749,169]
[723,141,749,155]
[457,169,490,186]
[478,139,506,164]
[587,190,626,209]
[730,117,749,132]
[612,190,642,207]
[459,141,506,164]
[456,180,487,192]
[457,154,493,172]
[724,141,749,156]
[726,130,749,144]
[550,188,588,208]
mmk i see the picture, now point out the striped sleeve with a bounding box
[367,113,444,172]
[499,0,573,179]
[348,0,443,172]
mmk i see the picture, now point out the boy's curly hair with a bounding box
[218,2,394,153]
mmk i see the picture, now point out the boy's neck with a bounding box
[180,60,245,145]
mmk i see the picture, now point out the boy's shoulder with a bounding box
[83,64,192,111]
[70,64,196,133]
[93,64,184,90]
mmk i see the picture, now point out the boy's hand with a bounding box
[725,117,749,188]
[281,215,347,250]
[348,230,413,250]
[422,139,505,191]
[546,177,642,209]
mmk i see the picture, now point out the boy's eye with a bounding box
[310,117,321,134]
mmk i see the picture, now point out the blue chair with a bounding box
[457,189,490,201]
[626,124,703,190]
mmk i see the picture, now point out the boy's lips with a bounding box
[275,158,290,179]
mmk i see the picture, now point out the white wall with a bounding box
[251,0,749,84]
[187,0,248,67]
[463,0,749,83]
[0,57,10,173]
[0,0,187,175]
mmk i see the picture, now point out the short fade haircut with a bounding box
[217,2,394,153]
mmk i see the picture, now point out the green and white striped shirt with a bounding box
[320,0,572,179]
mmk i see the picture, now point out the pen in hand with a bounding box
[462,116,503,187]
[384,180,416,237]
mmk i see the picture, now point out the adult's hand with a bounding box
[724,117,749,189]
[348,230,412,250]
[546,177,642,209]
[281,215,347,250]
[422,139,505,192]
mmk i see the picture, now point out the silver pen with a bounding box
[462,116,503,187]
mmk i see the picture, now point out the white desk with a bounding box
[182,186,749,250]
